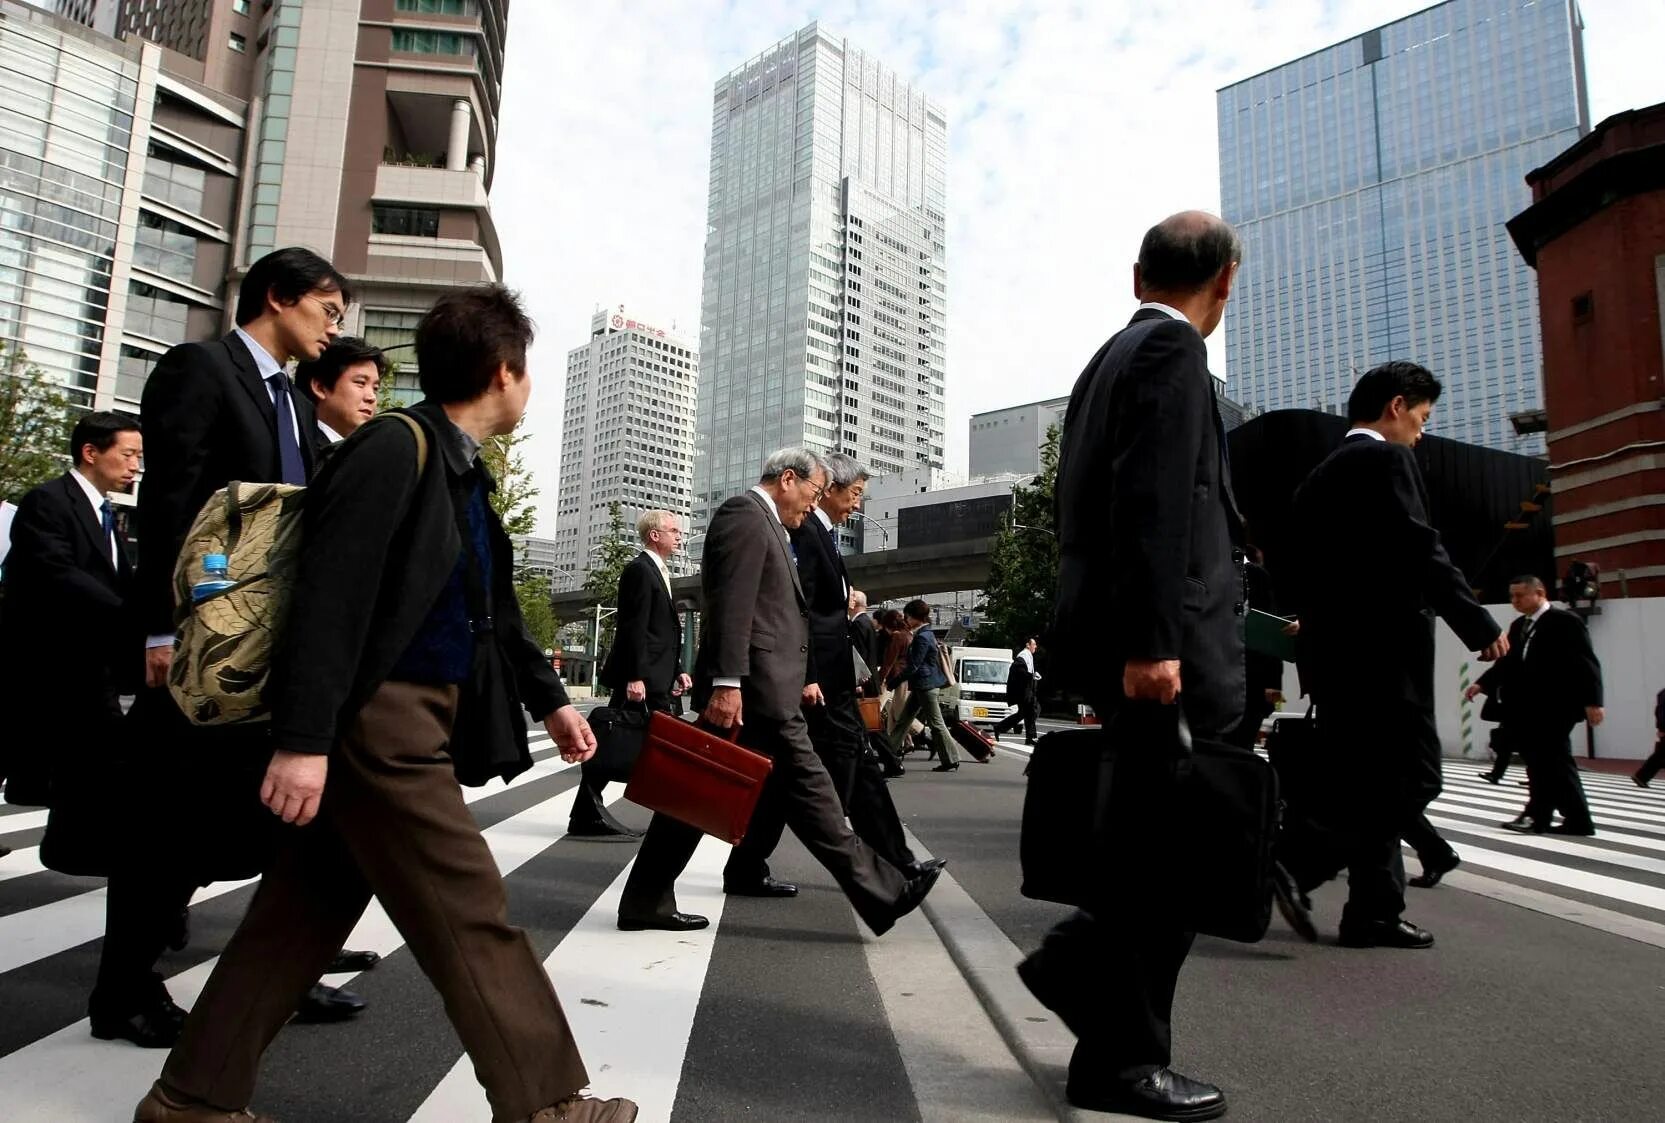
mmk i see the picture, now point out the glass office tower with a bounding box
[693,23,947,535]
[1217,0,1589,452]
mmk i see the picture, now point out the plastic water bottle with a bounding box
[190,553,235,602]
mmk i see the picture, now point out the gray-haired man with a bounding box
[615,449,939,934]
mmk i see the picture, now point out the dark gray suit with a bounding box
[618,490,909,933]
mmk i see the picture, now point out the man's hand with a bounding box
[1465,683,1484,702]
[1586,706,1605,728]
[545,705,597,763]
[1123,659,1181,705]
[1282,619,1301,637]
[145,646,173,688]
[1479,635,1510,662]
[261,751,328,826]
[671,672,692,697]
[802,683,825,707]
[704,685,742,730]
[625,679,647,703]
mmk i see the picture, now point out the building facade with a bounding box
[1217,0,1589,453]
[969,396,1067,478]
[553,306,698,592]
[51,0,116,34]
[693,22,947,537]
[1507,102,1665,598]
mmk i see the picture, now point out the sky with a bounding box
[490,0,1665,537]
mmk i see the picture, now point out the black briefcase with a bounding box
[1020,710,1280,944]
[586,702,652,785]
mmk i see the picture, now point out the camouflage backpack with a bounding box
[168,413,428,725]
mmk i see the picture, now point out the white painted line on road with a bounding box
[1445,773,1665,814]
[1431,803,1665,856]
[409,836,731,1123]
[1432,788,1665,831]
[1425,840,1665,916]
[1438,867,1665,951]
[0,809,48,835]
[1426,814,1665,876]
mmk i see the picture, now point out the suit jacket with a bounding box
[850,611,882,695]
[1050,308,1246,736]
[136,332,317,637]
[793,515,857,695]
[1475,608,1602,732]
[266,401,567,778]
[692,490,810,723]
[600,551,682,694]
[1289,434,1500,714]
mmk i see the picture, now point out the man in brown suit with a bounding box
[615,448,941,934]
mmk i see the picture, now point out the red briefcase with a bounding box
[623,712,774,845]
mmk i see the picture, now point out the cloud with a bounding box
[493,0,1665,535]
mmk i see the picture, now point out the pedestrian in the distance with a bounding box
[884,600,960,772]
[991,637,1040,745]
[1634,687,1665,788]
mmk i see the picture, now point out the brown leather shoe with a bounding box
[133,1081,275,1123]
[528,1094,640,1122]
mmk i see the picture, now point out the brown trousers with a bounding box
[160,682,587,1122]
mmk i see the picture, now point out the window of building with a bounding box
[372,205,441,237]
[232,0,251,14]
[228,32,246,53]
[390,29,476,56]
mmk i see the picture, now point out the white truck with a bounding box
[951,646,1016,726]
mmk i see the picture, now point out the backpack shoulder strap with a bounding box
[379,412,429,475]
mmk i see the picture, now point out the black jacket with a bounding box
[1289,434,1500,713]
[850,610,882,695]
[266,401,566,779]
[600,551,682,694]
[136,332,317,637]
[793,514,857,695]
[1006,654,1037,705]
[1475,607,1602,732]
[1050,309,1245,736]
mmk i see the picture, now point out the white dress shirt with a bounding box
[644,548,672,597]
[317,420,344,445]
[1016,647,1040,681]
[714,487,786,690]
[1344,426,1387,442]
[69,468,118,566]
[1521,599,1552,659]
[1137,301,1189,323]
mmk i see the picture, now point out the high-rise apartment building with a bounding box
[51,0,116,34]
[969,397,1068,478]
[1217,0,1589,452]
[554,306,698,592]
[693,22,947,537]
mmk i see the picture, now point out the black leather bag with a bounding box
[586,702,652,785]
[1020,708,1279,944]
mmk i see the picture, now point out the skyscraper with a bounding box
[554,306,698,592]
[1217,0,1589,452]
[693,23,947,536]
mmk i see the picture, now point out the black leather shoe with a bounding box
[1547,822,1596,836]
[618,911,710,932]
[90,1007,181,1049]
[1067,1066,1227,1121]
[890,863,942,925]
[1500,818,1546,833]
[724,876,798,897]
[1477,771,1502,785]
[882,763,906,778]
[931,762,960,773]
[293,983,366,1023]
[1271,861,1317,942]
[1635,773,1650,788]
[1409,852,1460,889]
[1338,918,1434,949]
[568,820,642,839]
[902,857,948,879]
[327,949,381,973]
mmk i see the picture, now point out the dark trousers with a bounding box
[1638,738,1665,784]
[160,682,587,1120]
[618,708,908,933]
[992,697,1038,742]
[728,690,916,875]
[1482,728,1516,781]
[1519,725,1593,829]
[569,691,672,829]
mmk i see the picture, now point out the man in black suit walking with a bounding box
[991,637,1040,745]
[1019,212,1244,1121]
[0,413,142,818]
[1468,575,1604,834]
[615,448,939,934]
[573,509,690,837]
[1282,362,1507,947]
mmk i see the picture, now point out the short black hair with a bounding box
[903,598,931,623]
[295,336,388,402]
[69,410,140,464]
[1137,213,1242,292]
[236,247,352,326]
[415,284,534,403]
[1509,574,1547,591]
[1347,361,1443,424]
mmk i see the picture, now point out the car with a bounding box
[951,646,1015,725]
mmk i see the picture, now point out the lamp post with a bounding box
[847,508,891,550]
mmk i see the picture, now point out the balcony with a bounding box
[373,162,488,211]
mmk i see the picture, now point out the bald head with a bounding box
[1133,210,1241,337]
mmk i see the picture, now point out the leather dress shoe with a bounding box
[567,820,642,839]
[292,983,366,1023]
[931,762,960,773]
[1501,817,1546,833]
[723,876,797,897]
[1338,918,1434,949]
[326,949,381,973]
[617,911,709,932]
[1547,822,1596,836]
[527,1093,639,1121]
[0,843,11,858]
[902,857,948,879]
[1408,852,1460,889]
[1271,861,1317,942]
[882,762,906,778]
[1635,772,1650,788]
[92,1005,182,1049]
[1477,771,1502,785]
[133,1081,275,1122]
[890,863,942,925]
[1066,1066,1227,1121]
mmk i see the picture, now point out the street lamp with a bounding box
[847,509,891,549]
[1010,521,1055,538]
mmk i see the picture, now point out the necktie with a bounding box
[267,373,307,486]
[100,499,116,563]
[1520,617,1536,657]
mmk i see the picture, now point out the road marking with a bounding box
[1426,814,1665,875]
[1437,867,1665,951]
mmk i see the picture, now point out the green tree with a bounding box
[514,573,559,653]
[977,424,1060,651]
[482,420,538,538]
[0,346,77,501]
[583,502,638,695]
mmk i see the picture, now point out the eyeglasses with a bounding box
[307,294,347,328]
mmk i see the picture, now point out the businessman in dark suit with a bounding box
[104,248,355,1048]
[1468,575,1604,834]
[1019,212,1244,1121]
[137,283,635,1123]
[0,413,141,817]
[615,448,939,935]
[573,509,689,836]
[724,454,932,885]
[1282,362,1507,948]
[848,590,883,697]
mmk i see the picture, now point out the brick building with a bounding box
[1508,102,1665,598]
